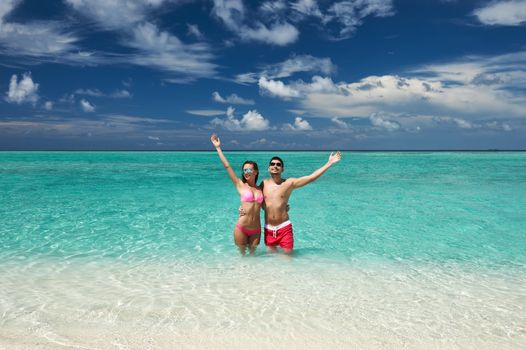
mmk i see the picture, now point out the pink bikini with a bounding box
[236,190,263,235]
[240,190,264,204]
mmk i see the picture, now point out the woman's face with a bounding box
[243,164,257,181]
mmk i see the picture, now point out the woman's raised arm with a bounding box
[211,134,241,186]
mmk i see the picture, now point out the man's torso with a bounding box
[262,178,294,225]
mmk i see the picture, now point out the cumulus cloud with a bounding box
[282,117,313,131]
[258,75,337,99]
[473,0,526,26]
[44,101,53,110]
[256,51,526,128]
[5,72,39,104]
[210,107,270,131]
[212,91,254,105]
[80,99,95,112]
[259,76,301,99]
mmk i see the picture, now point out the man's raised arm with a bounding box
[292,151,342,188]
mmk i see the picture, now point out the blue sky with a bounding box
[1,0,526,150]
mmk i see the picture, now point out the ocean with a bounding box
[1,151,525,349]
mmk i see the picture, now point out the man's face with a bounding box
[268,159,283,175]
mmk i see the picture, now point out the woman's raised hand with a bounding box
[211,133,221,148]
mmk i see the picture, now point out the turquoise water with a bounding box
[1,151,525,349]
[1,151,525,265]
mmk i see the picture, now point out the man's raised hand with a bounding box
[328,151,342,165]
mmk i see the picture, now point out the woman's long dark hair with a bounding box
[241,161,259,184]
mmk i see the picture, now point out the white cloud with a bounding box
[370,114,400,131]
[258,75,337,99]
[75,88,103,97]
[187,24,204,39]
[0,114,179,139]
[186,109,226,116]
[234,72,259,84]
[210,107,270,131]
[212,0,393,43]
[241,110,270,130]
[260,1,288,18]
[251,138,267,145]
[111,89,132,98]
[331,117,351,129]
[127,22,217,77]
[5,72,39,104]
[241,22,299,46]
[44,101,53,110]
[148,135,160,140]
[282,117,313,131]
[64,0,167,30]
[80,99,95,112]
[259,76,300,99]
[63,1,217,78]
[212,91,254,105]
[0,1,79,58]
[325,0,394,39]
[474,1,526,26]
[1,0,216,77]
[74,88,131,99]
[452,117,474,129]
[261,55,336,79]
[212,0,299,45]
[290,0,394,40]
[291,0,322,18]
[212,0,245,30]
[255,51,526,127]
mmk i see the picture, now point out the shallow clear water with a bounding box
[1,151,525,349]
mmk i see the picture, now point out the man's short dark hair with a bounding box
[269,156,284,168]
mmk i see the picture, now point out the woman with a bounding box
[211,134,263,255]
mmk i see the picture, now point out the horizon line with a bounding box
[1,149,526,152]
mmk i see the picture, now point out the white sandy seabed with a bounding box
[0,255,525,350]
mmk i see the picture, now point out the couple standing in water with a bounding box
[211,134,341,255]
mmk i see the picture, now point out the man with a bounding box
[260,152,341,253]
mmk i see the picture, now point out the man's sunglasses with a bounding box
[269,162,282,167]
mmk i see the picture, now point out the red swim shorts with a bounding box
[264,221,293,250]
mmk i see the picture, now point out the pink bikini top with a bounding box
[241,190,264,204]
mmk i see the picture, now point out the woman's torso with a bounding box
[237,185,263,228]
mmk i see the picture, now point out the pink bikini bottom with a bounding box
[235,223,261,236]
